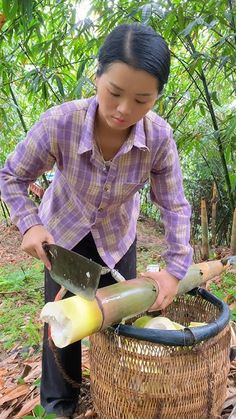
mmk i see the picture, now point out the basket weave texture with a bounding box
[90,294,231,419]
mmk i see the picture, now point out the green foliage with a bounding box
[0,0,235,240]
[208,271,236,320]
[23,404,56,418]
[140,184,161,221]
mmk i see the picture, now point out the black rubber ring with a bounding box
[111,288,230,346]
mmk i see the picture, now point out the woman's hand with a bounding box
[139,269,179,310]
[21,224,55,269]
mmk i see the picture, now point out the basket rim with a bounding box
[111,288,230,346]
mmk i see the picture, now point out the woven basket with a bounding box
[90,289,231,419]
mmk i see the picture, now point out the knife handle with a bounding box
[110,269,126,282]
[42,242,53,262]
[101,267,126,282]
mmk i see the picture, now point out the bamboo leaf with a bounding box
[219,56,229,69]
[0,108,10,128]
[180,17,204,37]
[141,4,152,23]
[21,0,33,21]
[54,75,65,97]
[2,0,18,20]
[224,116,236,138]
[177,5,184,30]
[41,82,48,101]
[206,19,218,29]
[199,103,206,116]
[229,173,236,190]
[76,60,86,81]
[211,91,221,106]
[189,57,202,75]
[224,145,231,164]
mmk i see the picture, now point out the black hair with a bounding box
[97,23,170,92]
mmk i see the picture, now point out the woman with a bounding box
[0,23,192,418]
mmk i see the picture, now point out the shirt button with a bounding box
[98,207,103,212]
[104,185,110,192]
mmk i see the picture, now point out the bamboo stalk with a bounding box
[201,198,209,260]
[96,278,157,329]
[211,183,217,246]
[40,257,236,348]
[0,197,10,226]
[230,208,236,255]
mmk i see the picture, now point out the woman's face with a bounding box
[96,62,158,132]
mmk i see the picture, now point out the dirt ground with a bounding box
[0,216,165,268]
[0,218,235,418]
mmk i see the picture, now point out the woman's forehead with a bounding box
[99,62,159,93]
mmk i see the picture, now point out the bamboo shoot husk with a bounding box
[40,257,236,348]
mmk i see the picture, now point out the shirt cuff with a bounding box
[166,262,191,281]
[17,214,43,235]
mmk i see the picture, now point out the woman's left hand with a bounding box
[139,270,179,311]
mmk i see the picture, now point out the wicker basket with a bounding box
[90,289,231,419]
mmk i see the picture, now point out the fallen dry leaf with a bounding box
[0,406,15,419]
[0,384,29,406]
[231,322,236,347]
[12,394,40,419]
[229,404,236,418]
[230,302,236,310]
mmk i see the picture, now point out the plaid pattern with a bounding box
[0,96,192,277]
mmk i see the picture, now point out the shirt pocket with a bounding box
[111,179,148,204]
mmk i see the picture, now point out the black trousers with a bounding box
[40,232,136,416]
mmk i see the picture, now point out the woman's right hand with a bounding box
[21,224,55,270]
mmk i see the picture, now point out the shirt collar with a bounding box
[78,96,149,155]
[78,96,97,155]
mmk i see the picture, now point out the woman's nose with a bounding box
[117,100,131,116]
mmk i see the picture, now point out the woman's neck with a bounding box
[95,110,130,142]
[94,111,131,160]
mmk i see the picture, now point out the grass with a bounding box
[0,260,44,351]
[208,271,236,321]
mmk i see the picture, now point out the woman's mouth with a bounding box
[112,116,126,124]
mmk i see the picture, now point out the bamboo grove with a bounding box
[0,0,235,246]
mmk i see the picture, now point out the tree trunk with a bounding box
[211,183,217,246]
[201,198,209,260]
[230,208,236,255]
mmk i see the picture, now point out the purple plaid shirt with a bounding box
[0,96,192,278]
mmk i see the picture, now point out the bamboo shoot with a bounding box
[40,257,236,348]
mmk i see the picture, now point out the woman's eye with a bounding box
[110,91,120,97]
[136,100,146,104]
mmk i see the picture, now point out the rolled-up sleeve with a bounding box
[0,117,56,234]
[150,127,193,279]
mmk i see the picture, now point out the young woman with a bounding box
[0,23,192,418]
